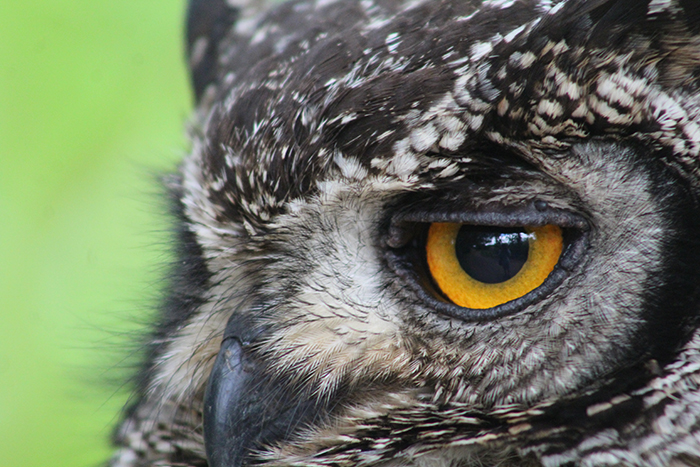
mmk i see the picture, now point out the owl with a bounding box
[109,0,700,466]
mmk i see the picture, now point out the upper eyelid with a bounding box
[382,196,591,258]
[393,207,588,228]
[387,201,588,244]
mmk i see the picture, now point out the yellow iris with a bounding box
[426,223,563,309]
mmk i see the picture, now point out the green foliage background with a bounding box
[0,1,192,465]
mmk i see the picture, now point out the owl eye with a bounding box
[384,201,588,321]
[426,223,563,309]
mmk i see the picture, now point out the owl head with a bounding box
[110,1,700,466]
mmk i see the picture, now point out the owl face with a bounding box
[111,1,700,466]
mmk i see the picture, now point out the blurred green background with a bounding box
[0,1,192,465]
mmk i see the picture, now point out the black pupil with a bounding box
[455,226,530,284]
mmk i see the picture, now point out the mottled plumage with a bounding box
[110,0,700,466]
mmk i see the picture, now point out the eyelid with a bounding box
[394,206,588,227]
[387,201,588,248]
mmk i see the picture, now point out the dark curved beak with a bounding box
[203,334,255,467]
[203,317,325,467]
